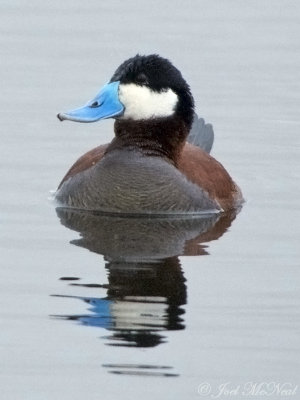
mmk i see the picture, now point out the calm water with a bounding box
[1,1,300,399]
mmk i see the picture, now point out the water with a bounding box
[1,1,299,399]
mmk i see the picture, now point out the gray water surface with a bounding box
[1,1,300,399]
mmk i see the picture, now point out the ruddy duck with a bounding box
[56,54,243,215]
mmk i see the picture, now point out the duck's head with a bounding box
[57,54,194,129]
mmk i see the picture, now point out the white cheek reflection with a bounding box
[118,83,178,120]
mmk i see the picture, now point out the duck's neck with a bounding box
[106,117,189,166]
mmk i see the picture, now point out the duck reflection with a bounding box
[54,208,238,348]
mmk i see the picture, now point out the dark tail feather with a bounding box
[187,113,214,154]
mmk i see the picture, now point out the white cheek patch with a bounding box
[118,83,178,120]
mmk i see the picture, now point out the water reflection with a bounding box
[53,209,238,348]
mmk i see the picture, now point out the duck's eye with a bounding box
[136,73,149,85]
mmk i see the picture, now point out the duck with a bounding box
[56,54,243,215]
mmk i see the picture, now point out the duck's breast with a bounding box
[56,149,220,214]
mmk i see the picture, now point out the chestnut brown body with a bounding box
[57,119,242,213]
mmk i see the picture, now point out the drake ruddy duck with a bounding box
[56,54,243,215]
